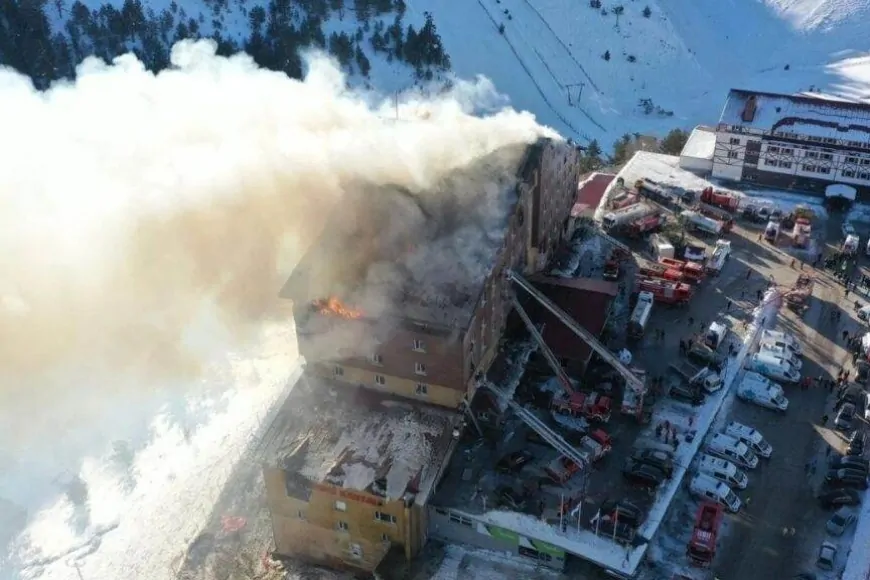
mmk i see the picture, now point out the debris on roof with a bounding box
[260,375,458,500]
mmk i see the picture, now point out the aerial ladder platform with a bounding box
[482,381,591,470]
[506,270,644,393]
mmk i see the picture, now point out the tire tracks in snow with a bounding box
[473,0,595,141]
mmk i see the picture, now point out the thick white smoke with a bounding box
[0,40,556,577]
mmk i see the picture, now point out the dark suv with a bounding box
[630,449,675,478]
[496,450,534,474]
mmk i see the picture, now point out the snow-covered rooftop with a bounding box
[681,127,716,160]
[259,375,457,500]
[720,89,870,144]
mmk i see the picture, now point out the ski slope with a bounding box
[411,0,870,143]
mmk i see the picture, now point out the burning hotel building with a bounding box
[260,138,582,573]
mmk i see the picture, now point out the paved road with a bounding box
[714,215,857,579]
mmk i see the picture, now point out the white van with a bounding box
[760,329,802,356]
[697,454,749,490]
[736,373,789,412]
[707,433,759,469]
[688,474,742,512]
[758,342,802,370]
[747,352,801,384]
[724,422,772,458]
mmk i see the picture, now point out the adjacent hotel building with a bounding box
[711,89,870,200]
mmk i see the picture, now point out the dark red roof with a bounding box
[526,275,617,363]
[573,173,616,212]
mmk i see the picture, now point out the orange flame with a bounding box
[313,297,363,319]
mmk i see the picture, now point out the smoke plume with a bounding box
[0,40,557,429]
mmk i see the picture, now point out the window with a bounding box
[415,362,427,376]
[412,339,425,352]
[727,151,739,159]
[859,172,870,181]
[819,153,832,160]
[375,511,397,524]
[381,533,390,542]
[802,164,816,172]
[415,383,428,396]
[779,161,792,169]
[847,156,859,164]
[818,167,831,174]
[297,510,306,520]
[763,159,776,166]
[862,159,870,165]
[767,146,780,153]
[370,354,383,365]
[333,366,344,377]
[349,544,363,559]
[334,500,347,512]
[337,521,349,531]
[781,148,794,155]
[729,137,740,145]
[806,151,819,159]
[375,374,386,385]
[843,170,856,178]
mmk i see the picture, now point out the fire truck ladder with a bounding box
[482,381,589,469]
[510,295,574,395]
[507,270,644,393]
[595,228,631,254]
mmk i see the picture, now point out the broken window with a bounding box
[374,374,386,386]
[336,521,349,531]
[415,383,428,396]
[412,339,425,352]
[370,354,383,365]
[334,500,347,512]
[727,151,738,159]
[729,137,740,145]
[414,363,427,376]
[349,544,363,559]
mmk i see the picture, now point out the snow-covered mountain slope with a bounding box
[412,0,870,142]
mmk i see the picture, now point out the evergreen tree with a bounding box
[660,129,689,155]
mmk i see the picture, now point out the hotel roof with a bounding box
[719,89,870,145]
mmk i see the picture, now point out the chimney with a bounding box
[741,95,758,123]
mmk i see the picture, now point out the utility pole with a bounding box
[394,91,399,121]
[565,83,585,107]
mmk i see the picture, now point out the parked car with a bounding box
[592,499,645,529]
[496,450,534,474]
[630,449,675,478]
[622,459,666,488]
[824,468,868,490]
[837,386,865,409]
[687,343,725,371]
[817,541,838,571]
[826,506,857,536]
[670,382,705,405]
[834,403,856,431]
[818,487,861,508]
[843,223,857,239]
[848,432,866,456]
[829,456,870,472]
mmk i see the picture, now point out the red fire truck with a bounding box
[627,213,665,238]
[700,186,740,211]
[551,391,612,422]
[635,277,693,305]
[686,502,724,567]
[658,257,705,284]
[638,263,685,283]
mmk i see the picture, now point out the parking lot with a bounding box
[428,152,870,580]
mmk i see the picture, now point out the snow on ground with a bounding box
[410,0,870,143]
[644,288,784,579]
[428,545,559,580]
[1,322,302,580]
